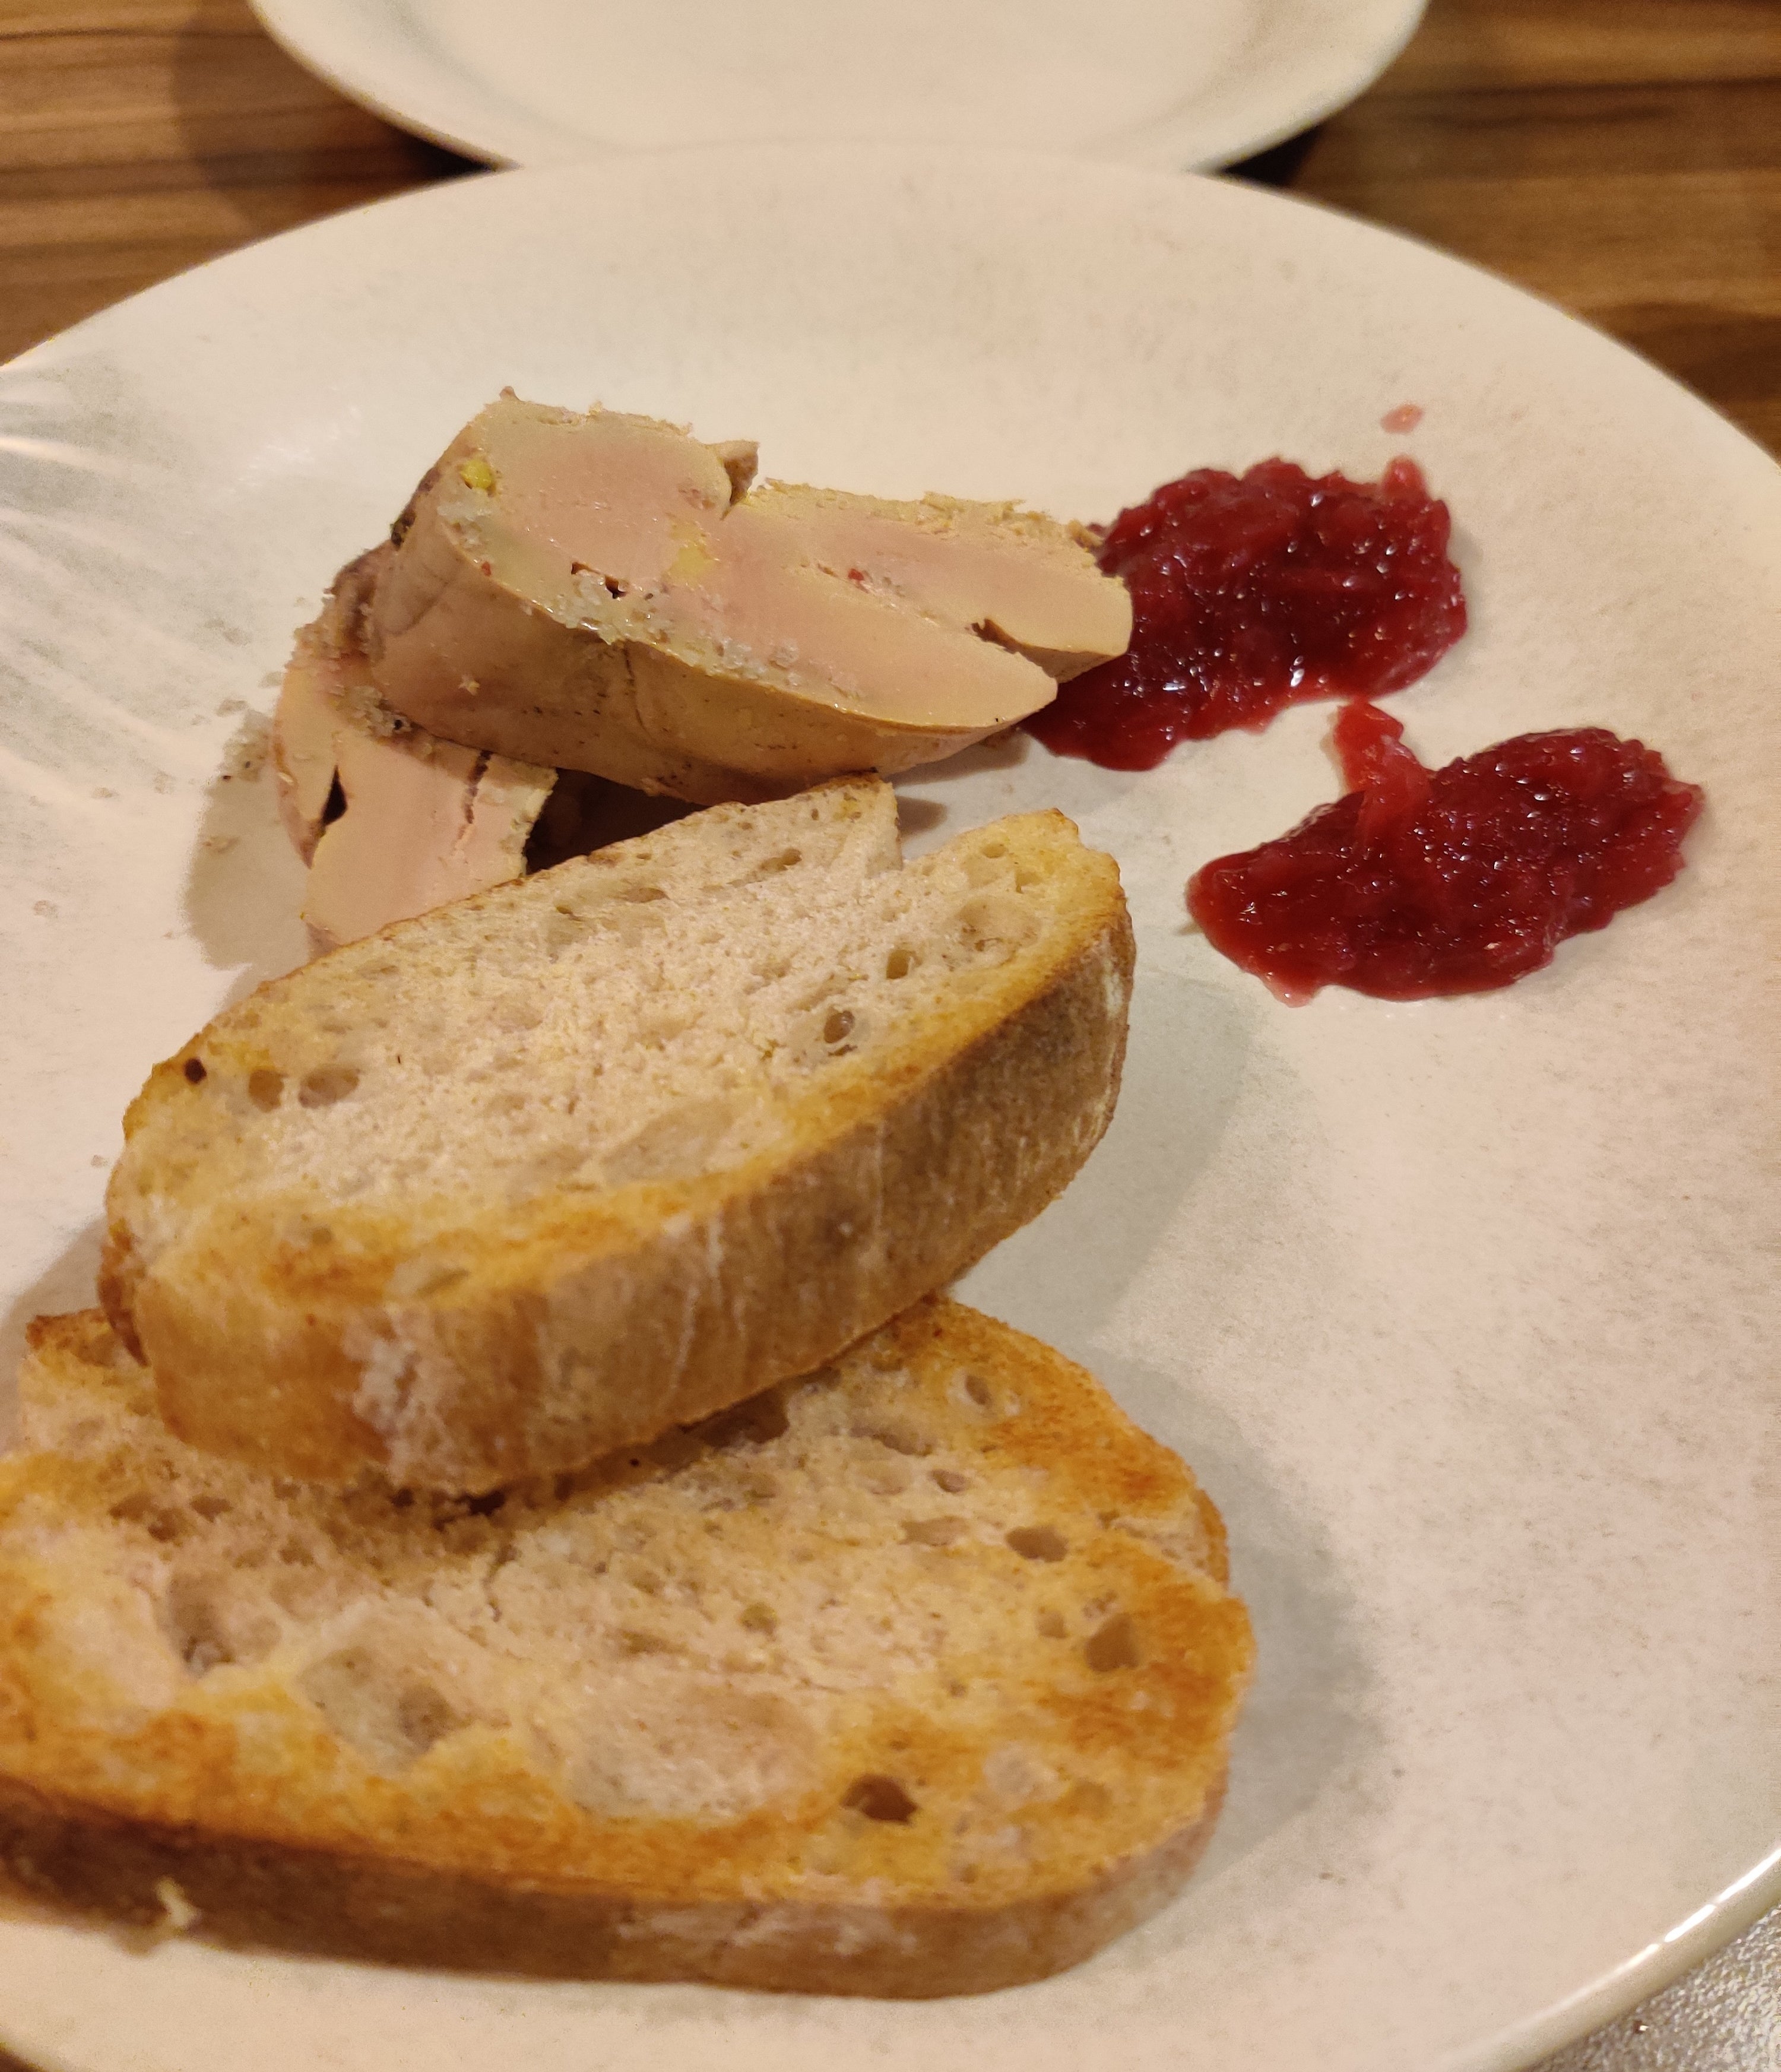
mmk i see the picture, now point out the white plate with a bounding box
[249,0,1427,170]
[1,148,1777,2072]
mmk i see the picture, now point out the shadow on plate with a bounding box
[958,964,1375,1892]
[183,713,310,1005]
[957,962,1245,1354]
[1092,1336,1373,1918]
[166,10,475,247]
[894,724,1063,844]
[1225,125,1325,191]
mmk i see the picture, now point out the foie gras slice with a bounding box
[271,550,556,954]
[271,546,386,865]
[363,396,1132,804]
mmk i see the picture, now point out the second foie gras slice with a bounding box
[365,397,1131,804]
[101,780,1134,1492]
[272,550,558,954]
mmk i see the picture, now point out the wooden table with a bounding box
[0,2,1777,2068]
[2,0,1777,455]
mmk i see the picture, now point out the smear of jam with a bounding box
[1186,701,1705,1002]
[1027,458,1466,768]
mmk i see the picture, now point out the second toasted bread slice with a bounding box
[0,1300,1250,1997]
[102,780,1133,1490]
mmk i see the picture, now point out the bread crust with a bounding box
[0,1769,1224,1997]
[103,793,1135,1491]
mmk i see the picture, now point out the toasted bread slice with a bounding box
[0,1301,1251,1997]
[102,780,1133,1490]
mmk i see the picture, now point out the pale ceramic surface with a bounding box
[249,0,1428,169]
[0,150,1777,2072]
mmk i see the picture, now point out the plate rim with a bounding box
[12,143,1777,489]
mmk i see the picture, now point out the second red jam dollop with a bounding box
[1026,457,1467,768]
[1187,701,1705,1002]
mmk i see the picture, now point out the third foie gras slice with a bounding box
[274,547,556,953]
[365,396,1132,804]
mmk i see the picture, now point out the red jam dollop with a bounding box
[1026,458,1467,768]
[1186,701,1706,1002]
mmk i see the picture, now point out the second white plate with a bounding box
[250,0,1427,169]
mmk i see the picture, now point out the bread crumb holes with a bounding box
[299,1064,360,1108]
[844,1775,918,1823]
[1084,1612,1142,1672]
[903,1516,969,1547]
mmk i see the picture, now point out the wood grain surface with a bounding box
[1,0,1777,452]
[0,4,1776,2070]
[1281,0,1781,455]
